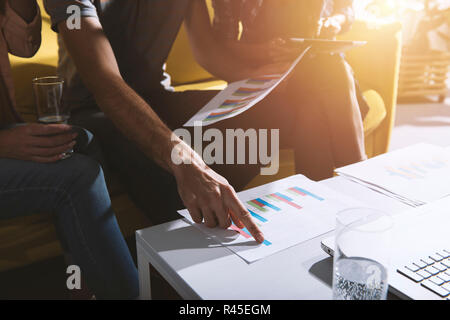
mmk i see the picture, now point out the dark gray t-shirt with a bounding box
[44,0,191,110]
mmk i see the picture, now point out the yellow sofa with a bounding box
[1,1,402,272]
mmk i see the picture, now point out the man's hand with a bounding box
[171,141,265,243]
[0,124,77,163]
[318,16,346,39]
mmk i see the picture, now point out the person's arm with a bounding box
[54,12,264,242]
[334,0,355,34]
[3,0,41,57]
[185,0,259,82]
[58,17,177,172]
[185,0,296,82]
[8,0,37,23]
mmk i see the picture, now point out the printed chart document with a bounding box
[183,47,311,127]
[183,39,365,127]
[336,143,450,207]
[178,174,362,263]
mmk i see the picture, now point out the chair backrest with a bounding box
[338,21,403,155]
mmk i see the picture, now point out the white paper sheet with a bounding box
[183,48,311,127]
[336,143,450,206]
[178,174,363,263]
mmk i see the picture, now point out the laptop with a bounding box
[321,196,450,300]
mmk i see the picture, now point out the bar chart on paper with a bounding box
[384,156,448,180]
[183,48,312,127]
[178,175,362,263]
[197,76,282,124]
[336,143,450,206]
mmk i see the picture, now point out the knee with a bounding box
[63,154,106,193]
[308,53,344,68]
[289,54,347,92]
[73,127,94,152]
[71,111,117,145]
[307,54,355,95]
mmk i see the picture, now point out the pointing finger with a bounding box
[224,190,264,243]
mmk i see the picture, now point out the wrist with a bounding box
[167,135,205,176]
[167,135,190,174]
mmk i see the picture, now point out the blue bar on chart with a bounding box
[242,227,272,246]
[289,187,324,201]
[248,209,268,223]
[255,198,281,211]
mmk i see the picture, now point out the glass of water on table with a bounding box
[33,76,73,159]
[332,208,394,300]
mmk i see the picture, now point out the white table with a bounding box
[136,176,410,300]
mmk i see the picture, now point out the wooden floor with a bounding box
[391,95,450,151]
[0,255,68,299]
[0,235,138,300]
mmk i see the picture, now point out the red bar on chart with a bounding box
[288,187,307,196]
[270,193,302,210]
[230,224,251,239]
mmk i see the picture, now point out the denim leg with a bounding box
[72,125,108,169]
[0,155,138,299]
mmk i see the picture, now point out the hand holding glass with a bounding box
[33,76,73,159]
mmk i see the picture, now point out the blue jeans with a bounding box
[0,127,138,299]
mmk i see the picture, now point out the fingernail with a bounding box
[256,233,265,243]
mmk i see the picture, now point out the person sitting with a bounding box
[0,0,138,299]
[42,0,367,243]
[183,0,368,179]
[44,0,265,241]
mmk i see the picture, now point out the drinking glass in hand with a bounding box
[33,76,72,159]
[332,208,394,300]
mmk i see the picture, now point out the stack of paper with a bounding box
[336,143,450,207]
[178,174,363,263]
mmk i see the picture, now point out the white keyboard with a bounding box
[397,249,450,299]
